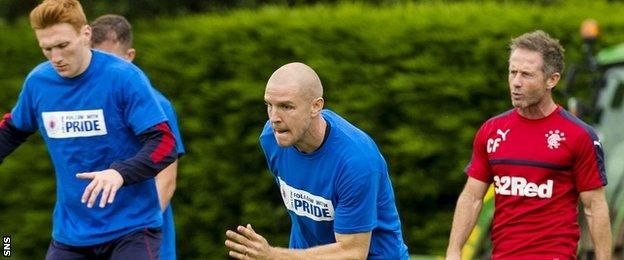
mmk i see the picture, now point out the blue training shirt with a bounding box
[10,50,167,246]
[260,109,409,259]
[153,89,185,260]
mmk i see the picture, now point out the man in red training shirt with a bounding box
[446,30,611,260]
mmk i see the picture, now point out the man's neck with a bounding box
[72,48,93,78]
[517,99,557,120]
[294,117,327,154]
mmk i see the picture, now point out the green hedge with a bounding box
[2,1,624,258]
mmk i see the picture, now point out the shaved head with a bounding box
[266,62,323,101]
[264,62,326,153]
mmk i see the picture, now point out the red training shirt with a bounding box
[465,106,607,259]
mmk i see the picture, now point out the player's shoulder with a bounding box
[474,108,516,134]
[323,110,383,161]
[468,108,517,135]
[25,61,56,82]
[30,60,54,74]
[321,109,372,142]
[93,50,143,78]
[322,109,368,140]
[151,88,173,109]
[21,61,64,94]
[555,107,593,129]
[554,107,599,140]
[483,108,515,125]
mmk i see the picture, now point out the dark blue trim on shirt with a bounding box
[489,108,515,121]
[489,159,571,171]
[558,108,607,185]
[111,122,177,185]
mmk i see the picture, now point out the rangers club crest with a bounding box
[545,130,566,149]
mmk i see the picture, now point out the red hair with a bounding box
[29,0,87,32]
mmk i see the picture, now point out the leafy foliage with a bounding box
[1,1,624,258]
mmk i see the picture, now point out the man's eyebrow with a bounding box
[265,99,294,105]
[40,41,69,49]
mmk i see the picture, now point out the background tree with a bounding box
[1,1,623,258]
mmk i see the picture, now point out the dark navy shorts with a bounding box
[45,228,162,260]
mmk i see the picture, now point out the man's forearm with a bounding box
[586,200,612,260]
[0,113,32,163]
[446,190,483,256]
[269,240,368,260]
[110,122,177,185]
[155,160,178,211]
[226,225,371,260]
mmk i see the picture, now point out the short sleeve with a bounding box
[10,82,38,133]
[333,158,378,234]
[574,130,607,192]
[122,71,167,135]
[465,123,493,183]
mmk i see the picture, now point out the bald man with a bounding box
[225,62,409,259]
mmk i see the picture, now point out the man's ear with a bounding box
[82,25,92,46]
[547,72,561,90]
[311,97,324,117]
[125,48,136,62]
